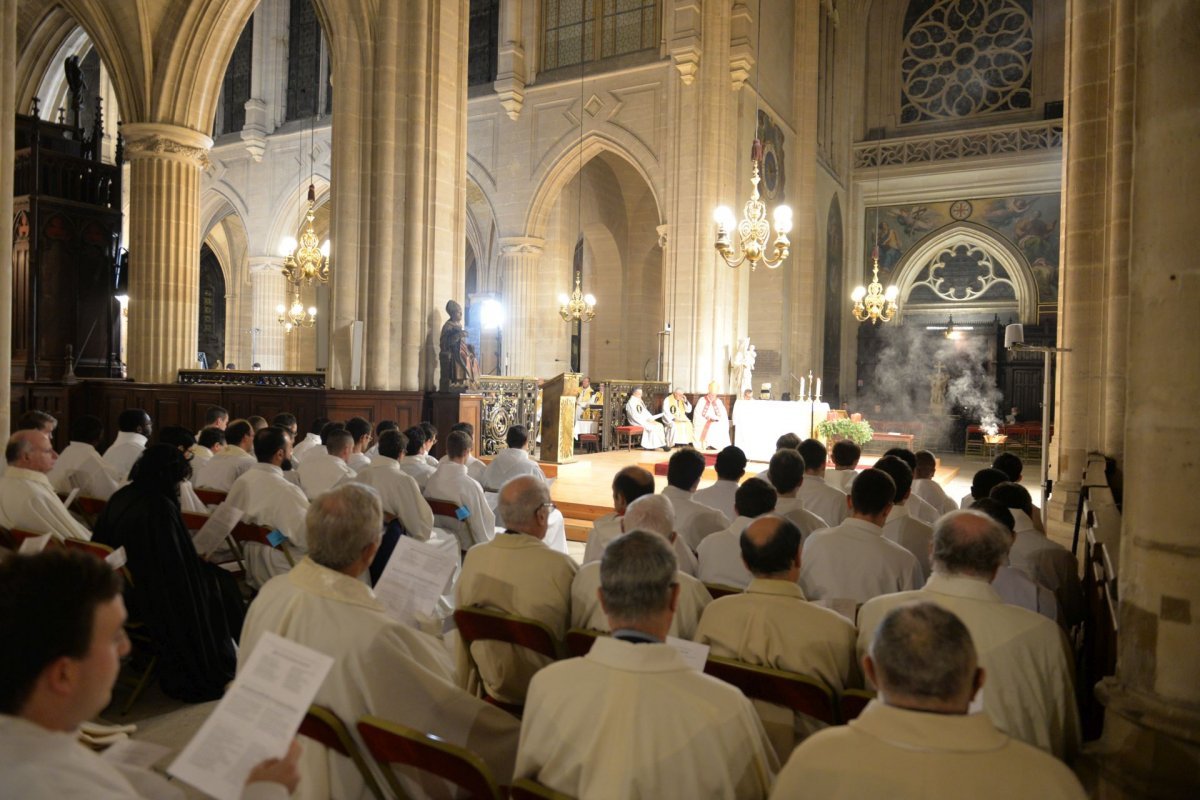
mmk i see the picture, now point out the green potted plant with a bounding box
[816,417,874,445]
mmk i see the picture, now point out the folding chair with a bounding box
[72,495,108,527]
[703,655,838,725]
[180,511,245,580]
[839,688,876,722]
[428,498,471,553]
[230,520,295,568]
[194,488,228,506]
[357,715,503,800]
[703,582,744,600]
[297,706,386,800]
[453,606,565,715]
[510,777,576,800]
[564,627,605,658]
[0,527,63,552]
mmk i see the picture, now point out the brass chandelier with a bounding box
[558,274,597,322]
[713,140,792,270]
[279,184,330,286]
[277,289,317,333]
[851,255,899,324]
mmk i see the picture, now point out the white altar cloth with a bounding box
[734,400,830,462]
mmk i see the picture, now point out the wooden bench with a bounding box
[614,426,643,450]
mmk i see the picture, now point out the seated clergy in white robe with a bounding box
[624,388,668,450]
[0,431,92,542]
[241,484,519,800]
[694,383,732,450]
[797,439,851,528]
[694,445,747,522]
[0,549,300,800]
[874,456,935,581]
[800,469,922,604]
[516,531,778,798]
[572,495,711,639]
[696,516,860,759]
[101,409,153,480]
[481,426,544,491]
[768,449,829,539]
[698,478,778,590]
[291,418,326,462]
[225,429,310,588]
[970,498,1062,625]
[913,449,959,515]
[662,448,731,552]
[827,440,862,495]
[46,415,122,500]
[581,466,656,565]
[296,429,357,500]
[856,511,1080,760]
[456,476,577,705]
[192,419,256,492]
[352,431,435,541]
[425,431,495,551]
[662,388,695,446]
[774,602,1086,800]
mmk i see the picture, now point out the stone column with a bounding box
[122,122,212,384]
[498,236,544,376]
[1093,0,1200,794]
[494,0,526,119]
[0,0,15,437]
[1047,0,1113,528]
[247,257,286,369]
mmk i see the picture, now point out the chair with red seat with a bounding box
[357,715,503,800]
[453,606,565,716]
[703,655,838,726]
[297,706,386,800]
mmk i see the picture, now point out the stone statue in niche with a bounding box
[439,299,477,392]
[930,362,949,414]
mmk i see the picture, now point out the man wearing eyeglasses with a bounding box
[454,475,577,706]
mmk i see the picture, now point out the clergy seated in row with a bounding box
[193,419,255,492]
[972,499,1061,625]
[242,483,519,800]
[800,469,923,605]
[47,414,122,501]
[516,531,778,798]
[0,550,302,800]
[624,387,669,451]
[572,495,712,639]
[856,510,1081,759]
[189,425,226,466]
[482,425,543,492]
[698,478,779,589]
[913,449,959,516]
[438,422,486,484]
[343,417,372,471]
[455,476,577,705]
[695,445,747,521]
[0,430,91,542]
[416,421,441,467]
[881,448,941,525]
[662,448,731,553]
[297,429,356,500]
[989,452,1047,532]
[797,439,850,528]
[583,466,699,576]
[873,456,935,581]
[772,603,1086,800]
[663,388,695,446]
[157,426,216,514]
[353,429,435,541]
[270,414,301,465]
[961,466,1010,512]
[93,445,244,702]
[695,516,860,760]
[364,419,395,458]
[825,440,861,494]
[204,405,230,431]
[291,416,328,462]
[225,427,310,588]
[766,448,829,538]
[753,432,801,483]
[991,482,1084,629]
[425,430,495,551]
[398,425,436,489]
[694,383,732,451]
[101,409,152,480]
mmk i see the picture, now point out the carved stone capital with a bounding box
[656,224,669,249]
[122,122,213,168]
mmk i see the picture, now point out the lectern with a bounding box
[540,373,580,464]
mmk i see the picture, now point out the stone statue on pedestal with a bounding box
[438,299,477,392]
[930,362,948,414]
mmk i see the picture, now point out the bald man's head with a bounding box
[611,466,655,512]
[497,475,551,537]
[740,516,802,579]
[931,510,1011,580]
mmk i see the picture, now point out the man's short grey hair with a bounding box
[497,476,548,530]
[622,494,675,541]
[306,483,382,571]
[869,602,976,702]
[931,510,1011,577]
[600,530,677,622]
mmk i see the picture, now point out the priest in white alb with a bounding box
[694,382,732,450]
[425,430,495,551]
[192,419,255,492]
[101,409,153,480]
[0,431,92,542]
[241,483,519,800]
[662,388,695,447]
[624,388,668,450]
[46,415,121,500]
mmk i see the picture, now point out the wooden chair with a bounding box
[510,777,575,800]
[428,497,471,553]
[703,656,838,725]
[297,706,386,800]
[230,521,295,568]
[357,715,503,800]
[703,582,744,600]
[564,627,605,658]
[454,606,565,715]
[839,688,876,722]
[0,527,63,552]
[577,433,600,454]
[194,488,228,506]
[614,425,643,450]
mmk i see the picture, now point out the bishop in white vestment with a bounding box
[694,384,732,450]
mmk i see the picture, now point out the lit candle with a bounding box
[799,377,806,399]
[816,378,822,399]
